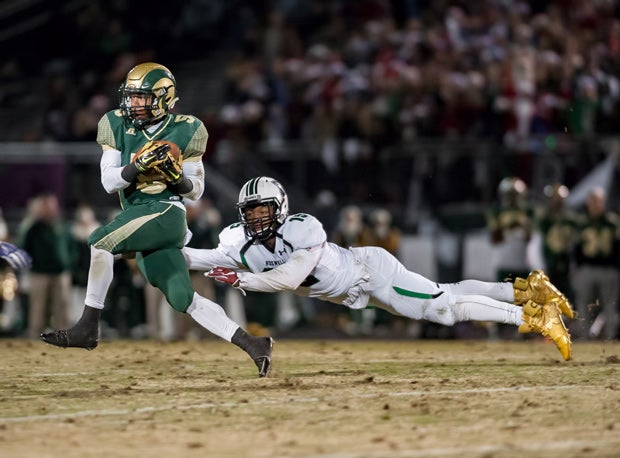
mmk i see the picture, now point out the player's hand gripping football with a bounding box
[206,267,246,296]
[133,141,171,172]
[153,152,183,184]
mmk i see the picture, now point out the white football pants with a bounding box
[349,247,523,327]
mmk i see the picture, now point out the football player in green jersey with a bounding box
[529,183,578,304]
[487,177,535,282]
[41,63,273,377]
[572,187,620,339]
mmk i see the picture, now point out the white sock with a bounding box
[187,293,239,342]
[453,295,523,325]
[84,246,114,310]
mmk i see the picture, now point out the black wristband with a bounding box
[121,163,140,182]
[170,177,193,195]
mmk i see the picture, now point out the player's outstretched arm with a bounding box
[182,246,238,271]
[235,247,322,293]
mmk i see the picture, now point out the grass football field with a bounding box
[1,338,619,457]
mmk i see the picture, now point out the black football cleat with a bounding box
[252,337,274,377]
[40,328,98,350]
[231,328,274,377]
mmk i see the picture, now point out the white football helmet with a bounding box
[237,176,289,240]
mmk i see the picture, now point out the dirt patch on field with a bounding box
[1,339,619,457]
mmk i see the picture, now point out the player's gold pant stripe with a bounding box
[95,205,173,252]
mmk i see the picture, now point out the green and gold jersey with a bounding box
[486,203,534,235]
[97,110,208,208]
[574,211,620,268]
[533,206,579,274]
[486,202,534,275]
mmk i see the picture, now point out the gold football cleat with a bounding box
[513,270,575,319]
[519,300,572,361]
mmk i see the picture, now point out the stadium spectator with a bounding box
[360,207,401,255]
[527,183,578,303]
[330,205,365,248]
[19,193,73,339]
[485,177,534,339]
[487,177,534,282]
[572,187,620,340]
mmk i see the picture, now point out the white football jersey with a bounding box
[183,212,521,326]
[216,213,364,303]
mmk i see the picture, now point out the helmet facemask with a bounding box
[238,201,281,241]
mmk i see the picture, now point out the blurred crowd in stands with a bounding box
[1,1,619,340]
[1,0,618,216]
[4,0,619,142]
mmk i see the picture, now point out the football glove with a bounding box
[154,153,183,184]
[0,242,32,270]
[134,142,171,172]
[205,267,246,296]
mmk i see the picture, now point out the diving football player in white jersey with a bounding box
[183,177,573,360]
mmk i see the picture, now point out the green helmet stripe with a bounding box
[245,178,252,196]
[250,177,260,195]
[248,177,255,195]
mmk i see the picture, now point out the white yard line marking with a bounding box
[0,384,581,423]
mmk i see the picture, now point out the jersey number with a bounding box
[582,228,614,257]
[174,115,195,124]
[289,213,309,222]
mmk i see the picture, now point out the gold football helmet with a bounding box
[118,62,179,129]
